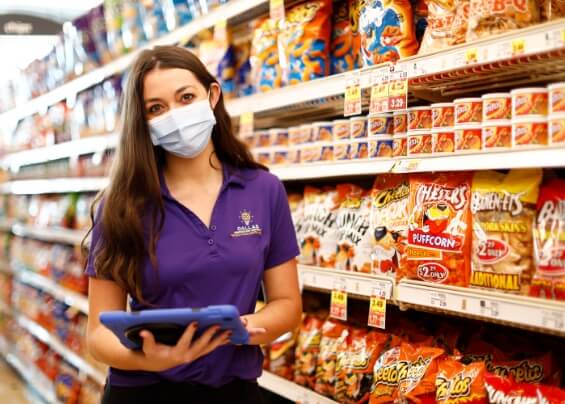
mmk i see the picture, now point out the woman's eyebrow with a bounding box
[175,85,196,95]
[144,85,196,104]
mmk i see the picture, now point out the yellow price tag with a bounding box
[345,85,361,101]
[344,73,362,116]
[330,290,348,321]
[239,111,254,137]
[511,38,525,56]
[368,294,386,329]
[270,0,285,20]
[214,19,228,42]
[465,48,478,64]
[391,159,421,173]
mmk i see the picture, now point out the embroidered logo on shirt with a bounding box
[231,210,262,237]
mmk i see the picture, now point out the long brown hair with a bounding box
[84,45,264,302]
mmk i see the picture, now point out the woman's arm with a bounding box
[243,258,302,345]
[87,278,230,372]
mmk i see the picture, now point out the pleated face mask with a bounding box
[148,99,217,158]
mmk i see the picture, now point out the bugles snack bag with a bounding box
[331,0,362,74]
[250,18,283,92]
[359,0,418,66]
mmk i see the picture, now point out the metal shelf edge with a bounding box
[258,371,338,404]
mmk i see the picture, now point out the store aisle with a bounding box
[0,359,32,404]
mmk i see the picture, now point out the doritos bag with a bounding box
[335,184,373,273]
[405,173,473,286]
[315,319,350,397]
[330,0,362,74]
[398,343,445,403]
[531,178,565,301]
[282,0,332,85]
[359,0,418,66]
[370,174,409,278]
[436,360,487,404]
[295,314,325,388]
[250,18,283,92]
[470,169,542,295]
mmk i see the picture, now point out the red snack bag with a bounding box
[398,343,445,403]
[295,314,325,388]
[404,172,473,286]
[484,373,540,403]
[314,319,350,397]
[488,352,561,386]
[436,360,487,404]
[531,178,565,301]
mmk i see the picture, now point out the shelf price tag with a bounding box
[388,69,408,111]
[511,38,525,56]
[368,287,387,329]
[213,19,228,43]
[465,48,478,64]
[430,292,447,309]
[330,280,348,321]
[541,310,565,331]
[369,68,390,114]
[344,72,362,117]
[391,159,421,173]
[270,0,285,20]
[239,111,254,137]
[479,300,499,318]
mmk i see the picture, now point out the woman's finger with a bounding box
[189,325,221,354]
[140,330,157,354]
[175,322,198,350]
[201,331,231,357]
[247,327,267,336]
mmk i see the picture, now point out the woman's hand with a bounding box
[139,322,231,372]
[241,315,267,345]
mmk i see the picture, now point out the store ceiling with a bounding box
[0,0,102,23]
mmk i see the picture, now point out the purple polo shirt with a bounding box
[86,164,299,387]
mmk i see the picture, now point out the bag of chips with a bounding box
[485,372,565,404]
[412,0,428,44]
[250,18,283,93]
[398,343,445,403]
[370,346,403,403]
[541,0,565,20]
[295,314,325,388]
[335,184,373,273]
[466,0,540,42]
[419,0,469,53]
[488,352,561,386]
[269,331,296,380]
[370,174,409,279]
[331,0,362,74]
[470,169,542,294]
[404,173,473,287]
[282,0,333,85]
[288,193,305,254]
[531,178,565,301]
[359,0,419,66]
[436,360,487,404]
[315,319,350,397]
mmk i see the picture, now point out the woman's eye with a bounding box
[148,104,162,114]
[181,93,194,102]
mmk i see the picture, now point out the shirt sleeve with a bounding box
[84,201,103,278]
[265,179,300,270]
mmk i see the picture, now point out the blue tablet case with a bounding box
[100,305,249,350]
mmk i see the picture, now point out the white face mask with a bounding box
[148,98,217,158]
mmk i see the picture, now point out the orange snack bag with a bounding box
[330,0,362,74]
[314,319,350,397]
[436,360,487,404]
[420,0,469,53]
[398,343,445,403]
[250,18,283,92]
[488,352,561,386]
[295,314,325,388]
[404,173,473,286]
[370,346,403,403]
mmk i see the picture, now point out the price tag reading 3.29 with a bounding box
[388,70,408,111]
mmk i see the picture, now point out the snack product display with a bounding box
[433,128,455,154]
[312,121,333,142]
[369,137,394,159]
[512,117,548,148]
[548,82,565,114]
[408,131,432,155]
[398,343,445,402]
[351,117,367,139]
[315,319,350,397]
[436,361,487,404]
[295,314,326,388]
[393,111,408,134]
[269,331,296,380]
[250,18,283,92]
[408,106,432,131]
[455,98,482,125]
[549,114,565,145]
[470,169,542,294]
[482,93,512,122]
[392,134,407,157]
[455,124,482,152]
[511,88,548,118]
[330,0,361,74]
[368,114,393,137]
[350,140,370,159]
[482,121,512,150]
[432,103,455,128]
[334,119,351,141]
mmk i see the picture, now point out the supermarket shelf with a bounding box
[1,134,119,171]
[298,265,393,299]
[16,314,106,385]
[397,280,565,336]
[0,177,109,195]
[258,371,337,404]
[14,268,89,315]
[0,0,268,126]
[12,223,86,245]
[271,159,395,181]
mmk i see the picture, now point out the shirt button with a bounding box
[210,225,217,231]
[208,239,214,246]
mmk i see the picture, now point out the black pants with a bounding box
[102,379,265,404]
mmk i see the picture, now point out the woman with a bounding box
[85,45,302,404]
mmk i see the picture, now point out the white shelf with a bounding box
[0,0,268,126]
[14,268,89,315]
[0,177,109,195]
[298,265,393,299]
[397,280,565,336]
[258,371,337,404]
[16,314,106,385]
[2,134,119,171]
[12,223,87,245]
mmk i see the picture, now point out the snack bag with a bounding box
[282,0,332,84]
[485,373,565,403]
[199,36,237,99]
[436,360,487,404]
[371,175,409,279]
[412,0,428,44]
[336,329,391,404]
[335,184,373,273]
[488,352,561,386]
[359,0,418,66]
[398,343,445,403]
[288,193,305,261]
[466,0,540,42]
[531,179,565,301]
[404,173,473,287]
[235,41,254,97]
[269,331,296,380]
[250,18,283,92]
[419,0,469,53]
[470,169,542,295]
[370,346,403,403]
[331,0,362,74]
[541,0,565,20]
[315,319,350,398]
[295,314,325,388]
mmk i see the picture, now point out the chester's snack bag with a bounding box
[315,319,350,398]
[470,169,542,294]
[336,329,390,403]
[435,360,487,404]
[269,331,296,380]
[420,0,469,53]
[466,0,540,41]
[331,0,362,74]
[397,343,445,403]
[359,0,418,66]
[371,175,409,278]
[250,18,283,92]
[335,184,373,273]
[370,346,403,403]
[404,173,473,286]
[531,179,565,301]
[295,314,325,388]
[282,0,332,85]
[485,373,565,404]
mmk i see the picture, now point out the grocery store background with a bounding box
[1,0,565,403]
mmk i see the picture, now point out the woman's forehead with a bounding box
[143,68,203,98]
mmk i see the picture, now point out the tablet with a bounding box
[100,305,249,350]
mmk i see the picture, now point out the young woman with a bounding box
[85,45,302,404]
